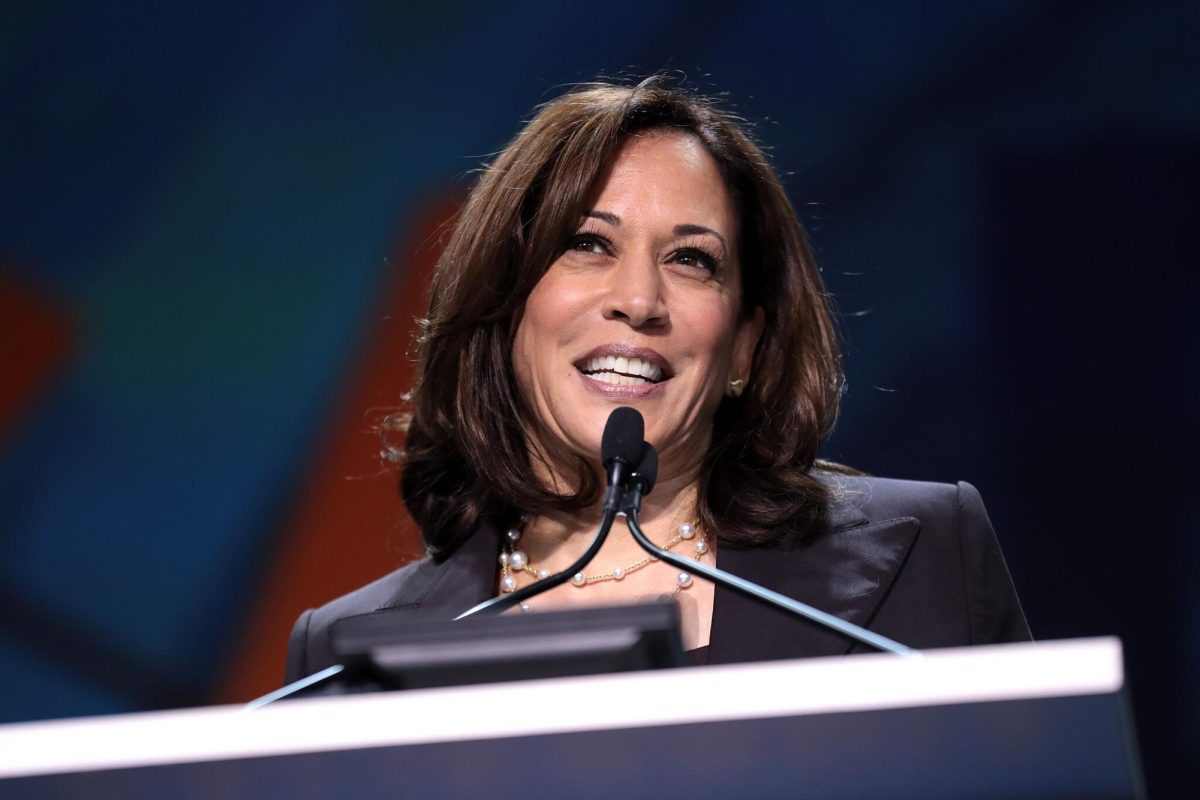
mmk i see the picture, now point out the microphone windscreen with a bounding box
[633,442,658,495]
[601,407,644,466]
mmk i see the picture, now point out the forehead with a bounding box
[589,131,735,232]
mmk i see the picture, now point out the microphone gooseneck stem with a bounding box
[454,502,620,619]
[243,665,347,710]
[623,502,916,656]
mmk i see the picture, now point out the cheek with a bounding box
[520,282,563,351]
[511,321,533,391]
[512,274,584,383]
[685,302,742,370]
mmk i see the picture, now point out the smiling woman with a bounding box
[285,75,1029,678]
[513,130,761,510]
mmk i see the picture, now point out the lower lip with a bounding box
[578,370,667,399]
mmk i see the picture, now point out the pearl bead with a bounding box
[537,569,550,580]
[612,566,624,580]
[509,550,528,569]
[679,522,695,539]
[695,539,708,554]
[498,552,510,566]
[506,527,522,543]
[677,571,693,588]
[520,602,533,613]
[571,572,586,586]
[500,575,517,593]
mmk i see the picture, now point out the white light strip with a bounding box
[0,637,1123,779]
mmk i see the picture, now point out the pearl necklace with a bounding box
[498,521,710,610]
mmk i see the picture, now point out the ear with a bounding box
[730,306,765,390]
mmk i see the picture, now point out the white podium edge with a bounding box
[0,637,1124,780]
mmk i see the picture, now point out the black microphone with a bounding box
[455,407,646,619]
[600,406,645,513]
[622,443,658,515]
[620,442,915,655]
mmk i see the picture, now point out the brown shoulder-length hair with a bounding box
[399,75,843,559]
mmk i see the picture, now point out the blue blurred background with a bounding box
[2,1,1196,793]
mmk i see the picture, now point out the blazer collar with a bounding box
[708,509,919,664]
[369,497,919,664]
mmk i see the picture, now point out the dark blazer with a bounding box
[285,475,1030,684]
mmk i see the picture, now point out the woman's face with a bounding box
[512,130,762,484]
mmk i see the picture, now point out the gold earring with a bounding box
[729,378,745,397]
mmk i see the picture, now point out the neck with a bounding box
[519,479,701,575]
[518,424,709,572]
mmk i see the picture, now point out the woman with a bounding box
[285,77,1029,682]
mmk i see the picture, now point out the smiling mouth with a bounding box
[579,355,666,386]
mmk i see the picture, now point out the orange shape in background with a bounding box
[0,273,76,441]
[216,194,461,703]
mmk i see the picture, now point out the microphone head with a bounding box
[601,407,644,468]
[632,442,658,496]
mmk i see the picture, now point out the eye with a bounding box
[566,232,611,256]
[670,246,719,274]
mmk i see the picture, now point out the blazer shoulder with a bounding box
[823,473,1030,646]
[823,472,967,529]
[319,558,430,618]
[282,520,503,684]
[284,558,430,684]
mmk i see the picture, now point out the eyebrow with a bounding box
[584,210,620,226]
[583,211,729,254]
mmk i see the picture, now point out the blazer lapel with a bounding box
[708,512,920,664]
[374,519,502,619]
[353,509,918,663]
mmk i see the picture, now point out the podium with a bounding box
[0,637,1142,799]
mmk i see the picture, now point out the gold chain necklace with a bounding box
[498,521,710,612]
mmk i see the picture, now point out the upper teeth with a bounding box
[582,355,664,383]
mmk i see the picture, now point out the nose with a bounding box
[602,253,667,329]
